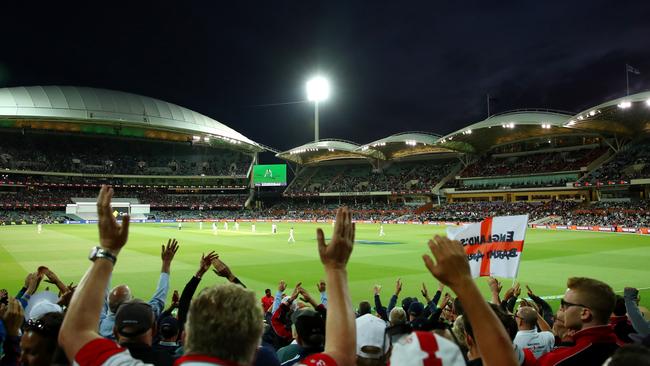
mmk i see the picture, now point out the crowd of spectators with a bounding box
[287,160,457,194]
[0,188,247,208]
[0,210,67,223]
[418,201,580,223]
[547,201,650,228]
[580,140,650,184]
[461,148,607,178]
[5,192,650,229]
[0,131,252,176]
[1,186,648,366]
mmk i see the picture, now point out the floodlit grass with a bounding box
[2,222,650,310]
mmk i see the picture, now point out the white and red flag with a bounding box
[446,215,529,278]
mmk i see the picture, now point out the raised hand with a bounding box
[3,297,24,336]
[513,282,521,297]
[161,238,180,263]
[26,272,44,295]
[422,235,473,290]
[96,185,130,254]
[171,290,180,305]
[57,283,76,307]
[373,284,382,296]
[316,207,354,270]
[290,282,303,301]
[212,257,235,281]
[161,238,180,273]
[421,283,430,301]
[526,284,534,297]
[317,280,326,293]
[278,280,287,293]
[488,277,502,294]
[395,278,403,295]
[197,251,218,277]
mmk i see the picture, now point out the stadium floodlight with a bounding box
[617,101,632,109]
[646,98,650,107]
[306,75,330,142]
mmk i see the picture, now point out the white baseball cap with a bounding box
[356,314,388,359]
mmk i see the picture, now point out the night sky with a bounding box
[2,1,649,155]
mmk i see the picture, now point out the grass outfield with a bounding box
[1,222,650,311]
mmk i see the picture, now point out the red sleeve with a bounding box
[299,353,338,366]
[271,302,292,339]
[75,338,130,366]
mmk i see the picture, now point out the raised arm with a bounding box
[423,236,517,366]
[316,207,356,366]
[178,251,218,330]
[58,186,130,361]
[149,239,178,316]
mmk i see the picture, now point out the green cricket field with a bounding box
[1,222,649,310]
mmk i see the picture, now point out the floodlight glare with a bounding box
[617,101,632,109]
[646,98,650,107]
[306,76,330,102]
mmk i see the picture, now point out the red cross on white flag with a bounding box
[447,215,529,278]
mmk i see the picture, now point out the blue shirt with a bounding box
[99,272,170,339]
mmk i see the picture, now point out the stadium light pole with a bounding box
[306,76,330,142]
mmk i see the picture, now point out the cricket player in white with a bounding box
[379,224,386,236]
[272,223,277,234]
[251,223,256,232]
[212,222,217,235]
[37,223,42,234]
[199,221,203,230]
[288,227,295,243]
[234,221,239,231]
[178,222,182,230]
[224,221,228,230]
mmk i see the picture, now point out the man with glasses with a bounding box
[538,277,620,366]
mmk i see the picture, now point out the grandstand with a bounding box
[0,86,262,223]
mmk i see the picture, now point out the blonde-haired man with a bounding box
[178,284,264,365]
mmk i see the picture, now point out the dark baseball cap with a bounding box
[115,300,154,337]
[408,301,424,317]
[159,315,179,339]
[291,308,325,347]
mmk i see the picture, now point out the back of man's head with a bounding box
[185,283,264,365]
[567,277,616,325]
[109,285,133,314]
[358,301,372,316]
[114,299,155,344]
[517,307,538,330]
[389,307,407,326]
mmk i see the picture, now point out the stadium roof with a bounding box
[0,86,264,152]
[357,132,456,160]
[276,139,366,165]
[564,91,650,137]
[438,110,577,153]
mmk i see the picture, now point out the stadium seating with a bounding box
[0,130,252,176]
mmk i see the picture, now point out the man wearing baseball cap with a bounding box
[281,308,326,366]
[113,299,174,366]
